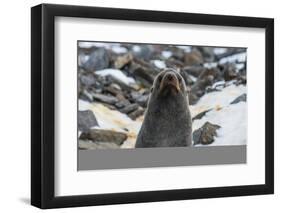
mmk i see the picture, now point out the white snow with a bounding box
[152,60,166,69]
[161,51,172,59]
[79,99,93,111]
[189,75,197,82]
[193,102,247,146]
[78,42,112,49]
[132,45,141,52]
[211,80,225,90]
[111,46,128,54]
[78,42,96,48]
[78,54,89,67]
[95,69,136,85]
[236,63,245,70]
[189,84,246,117]
[190,84,247,146]
[204,62,217,68]
[219,52,247,64]
[176,45,192,52]
[213,48,228,55]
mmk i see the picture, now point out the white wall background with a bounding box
[0,0,279,212]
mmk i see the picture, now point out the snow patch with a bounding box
[95,69,136,85]
[176,45,191,52]
[78,100,92,111]
[213,48,228,55]
[78,42,96,48]
[190,84,246,117]
[220,52,247,64]
[111,46,128,54]
[193,102,247,146]
[132,45,141,52]
[236,63,245,70]
[78,54,89,67]
[204,62,217,69]
[189,75,197,82]
[162,51,172,58]
[152,60,166,69]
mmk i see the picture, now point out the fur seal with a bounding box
[135,68,192,148]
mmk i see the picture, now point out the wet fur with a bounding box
[135,68,192,148]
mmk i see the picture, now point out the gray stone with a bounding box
[78,110,99,132]
[78,140,119,150]
[230,93,247,104]
[193,122,221,145]
[184,49,204,66]
[120,103,139,114]
[80,74,96,87]
[192,109,212,121]
[80,129,128,146]
[83,48,110,72]
[92,93,119,105]
[128,107,145,120]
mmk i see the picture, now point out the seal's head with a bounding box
[151,68,187,97]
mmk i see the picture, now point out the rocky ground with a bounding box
[77,42,247,149]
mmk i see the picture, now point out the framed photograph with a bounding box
[31,3,274,209]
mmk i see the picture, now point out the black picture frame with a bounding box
[31,3,274,209]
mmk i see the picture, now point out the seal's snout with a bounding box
[165,72,177,82]
[161,71,180,92]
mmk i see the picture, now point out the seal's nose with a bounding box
[165,72,177,82]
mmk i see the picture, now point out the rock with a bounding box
[182,66,206,77]
[120,103,139,114]
[168,46,185,61]
[184,49,204,66]
[198,67,222,81]
[132,45,153,61]
[80,129,128,146]
[92,93,119,105]
[80,73,96,87]
[236,75,247,85]
[128,62,155,87]
[188,92,199,105]
[192,109,212,121]
[83,48,110,72]
[80,89,94,102]
[104,84,128,101]
[114,53,133,69]
[196,47,215,62]
[106,75,137,92]
[78,110,99,132]
[220,63,238,81]
[115,99,131,109]
[165,58,184,69]
[193,122,221,145]
[190,75,214,98]
[130,91,149,107]
[230,93,247,104]
[128,107,145,120]
[180,70,195,86]
[79,140,119,150]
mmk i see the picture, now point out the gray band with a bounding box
[78,145,246,171]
